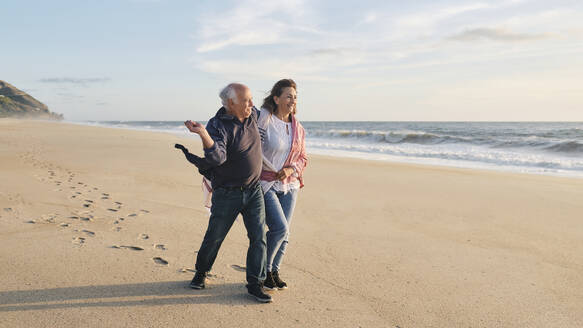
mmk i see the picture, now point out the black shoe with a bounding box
[263,272,277,291]
[246,284,272,303]
[272,271,288,290]
[189,271,206,289]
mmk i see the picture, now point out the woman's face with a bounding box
[274,87,297,115]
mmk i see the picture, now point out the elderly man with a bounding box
[184,83,271,303]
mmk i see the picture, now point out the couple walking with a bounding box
[180,79,307,303]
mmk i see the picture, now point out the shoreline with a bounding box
[60,119,583,179]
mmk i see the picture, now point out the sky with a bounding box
[2,0,583,121]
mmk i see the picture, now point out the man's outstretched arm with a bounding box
[184,120,227,166]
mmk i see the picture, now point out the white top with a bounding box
[260,114,300,193]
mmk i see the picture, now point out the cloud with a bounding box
[387,0,535,41]
[394,2,492,33]
[196,30,284,53]
[308,48,352,57]
[191,1,582,89]
[194,48,367,82]
[193,0,320,53]
[447,27,554,42]
[39,77,111,85]
[56,92,85,98]
[362,12,377,24]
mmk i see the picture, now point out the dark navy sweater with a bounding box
[203,107,262,189]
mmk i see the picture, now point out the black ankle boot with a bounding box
[189,271,206,289]
[272,270,288,290]
[246,284,272,303]
[263,271,276,291]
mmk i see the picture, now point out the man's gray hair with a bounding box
[219,84,239,107]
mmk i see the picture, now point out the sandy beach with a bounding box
[1,119,582,327]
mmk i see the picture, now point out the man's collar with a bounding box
[217,106,235,120]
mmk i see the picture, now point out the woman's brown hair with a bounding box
[261,79,297,115]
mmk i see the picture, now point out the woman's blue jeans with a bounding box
[264,188,298,272]
[195,184,267,285]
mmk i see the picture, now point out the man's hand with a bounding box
[276,167,295,181]
[184,120,206,135]
[184,120,215,150]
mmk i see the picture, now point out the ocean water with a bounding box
[80,120,583,178]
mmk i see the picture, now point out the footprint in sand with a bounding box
[3,208,12,212]
[107,208,118,212]
[179,268,196,273]
[72,237,86,245]
[41,215,57,223]
[60,223,70,227]
[113,245,144,251]
[85,200,94,203]
[139,234,149,240]
[112,226,122,232]
[123,246,144,251]
[231,264,246,272]
[128,213,137,217]
[154,244,166,250]
[140,209,150,214]
[83,204,91,208]
[81,229,95,236]
[26,220,36,224]
[153,257,169,265]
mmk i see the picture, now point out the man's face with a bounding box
[229,87,254,121]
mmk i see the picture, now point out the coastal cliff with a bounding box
[0,80,63,120]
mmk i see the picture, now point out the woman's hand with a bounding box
[276,167,295,181]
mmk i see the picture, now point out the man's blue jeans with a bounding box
[195,184,267,285]
[264,188,298,272]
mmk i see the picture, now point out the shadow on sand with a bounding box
[0,280,258,311]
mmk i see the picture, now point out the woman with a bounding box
[258,78,307,290]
